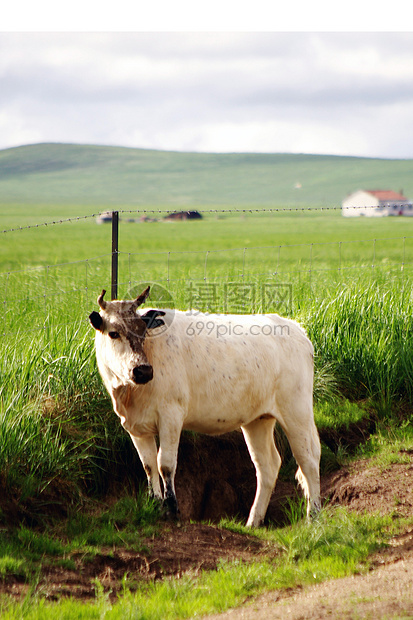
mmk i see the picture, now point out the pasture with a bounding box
[1,198,413,615]
[2,143,413,212]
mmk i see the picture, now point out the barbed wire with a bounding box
[1,204,408,235]
[0,212,101,234]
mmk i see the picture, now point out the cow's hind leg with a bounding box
[241,416,281,527]
[129,434,162,500]
[278,405,321,519]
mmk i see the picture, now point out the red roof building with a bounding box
[366,190,408,201]
[342,189,413,217]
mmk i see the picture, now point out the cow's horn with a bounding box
[97,289,107,309]
[133,286,151,308]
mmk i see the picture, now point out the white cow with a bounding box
[89,286,321,527]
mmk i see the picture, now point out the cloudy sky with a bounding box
[1,30,413,158]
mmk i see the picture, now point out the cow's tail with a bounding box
[295,466,309,500]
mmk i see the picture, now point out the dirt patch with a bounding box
[1,523,278,602]
[321,454,413,518]
[174,431,302,525]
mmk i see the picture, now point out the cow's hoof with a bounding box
[164,506,181,522]
[160,497,180,522]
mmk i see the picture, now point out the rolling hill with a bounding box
[0,143,412,218]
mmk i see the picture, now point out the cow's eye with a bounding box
[108,331,120,340]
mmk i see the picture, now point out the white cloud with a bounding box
[157,118,368,156]
[1,32,413,157]
[0,108,44,147]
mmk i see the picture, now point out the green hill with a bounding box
[1,143,412,218]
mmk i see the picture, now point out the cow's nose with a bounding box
[132,364,153,384]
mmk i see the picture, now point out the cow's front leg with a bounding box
[157,419,182,519]
[129,434,162,500]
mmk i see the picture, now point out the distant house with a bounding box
[164,211,203,221]
[342,190,413,217]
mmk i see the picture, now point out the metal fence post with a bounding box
[111,211,119,300]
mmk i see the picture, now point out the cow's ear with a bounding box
[89,311,104,331]
[141,309,165,329]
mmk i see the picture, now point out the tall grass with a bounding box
[0,315,133,511]
[305,277,413,413]
[1,267,413,509]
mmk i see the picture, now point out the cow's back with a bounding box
[143,309,313,434]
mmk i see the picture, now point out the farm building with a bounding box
[96,211,113,224]
[164,211,202,221]
[342,190,413,217]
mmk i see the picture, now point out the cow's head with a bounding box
[89,286,165,386]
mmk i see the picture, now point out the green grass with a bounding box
[315,399,367,432]
[2,210,413,273]
[64,494,162,546]
[0,492,162,611]
[355,418,413,467]
[0,322,108,501]
[306,280,413,410]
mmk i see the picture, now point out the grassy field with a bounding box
[2,211,413,274]
[1,143,413,219]
[1,144,413,617]
[1,208,413,487]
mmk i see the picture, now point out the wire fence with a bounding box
[1,207,412,337]
[3,203,412,234]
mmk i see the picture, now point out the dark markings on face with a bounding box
[100,301,149,355]
[125,320,147,352]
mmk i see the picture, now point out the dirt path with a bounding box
[204,455,413,620]
[204,554,413,619]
